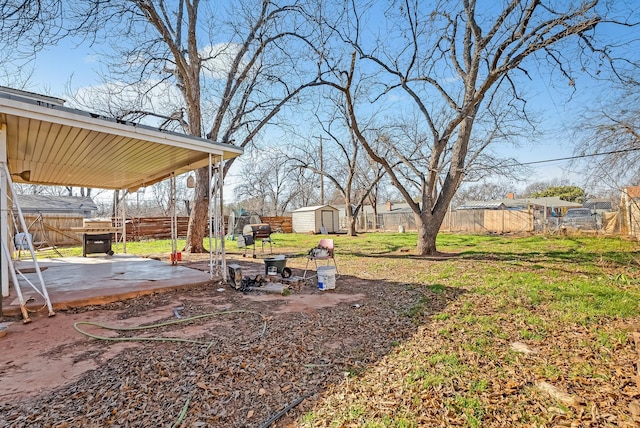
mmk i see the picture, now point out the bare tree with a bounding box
[52,0,327,252]
[521,179,574,198]
[452,181,516,207]
[233,150,302,216]
[575,84,640,189]
[288,90,387,235]
[319,0,636,255]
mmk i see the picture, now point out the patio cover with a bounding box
[0,87,242,191]
[0,86,243,298]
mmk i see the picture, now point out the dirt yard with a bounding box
[0,258,458,427]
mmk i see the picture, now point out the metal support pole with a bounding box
[1,124,8,298]
[170,174,177,265]
[208,154,213,278]
[219,158,226,281]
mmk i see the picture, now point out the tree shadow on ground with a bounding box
[347,248,636,270]
[0,258,465,428]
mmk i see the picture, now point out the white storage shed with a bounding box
[292,205,340,234]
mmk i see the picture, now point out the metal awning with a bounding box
[0,87,243,191]
[0,86,240,308]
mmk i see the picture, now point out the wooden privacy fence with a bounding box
[441,210,533,233]
[21,214,84,246]
[18,215,294,246]
[123,216,292,240]
[259,216,293,234]
[19,211,534,247]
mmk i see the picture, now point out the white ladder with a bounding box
[1,162,55,322]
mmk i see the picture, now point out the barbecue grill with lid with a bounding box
[237,223,272,258]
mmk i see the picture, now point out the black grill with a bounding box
[238,224,272,257]
[82,233,114,257]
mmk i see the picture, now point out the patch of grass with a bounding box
[437,328,452,339]
[427,283,446,293]
[446,394,485,428]
[405,367,447,390]
[469,379,489,393]
[463,337,492,355]
[427,353,462,372]
[403,295,431,322]
[519,329,545,341]
[537,364,562,380]
[433,313,450,321]
[596,330,628,351]
[568,362,598,379]
[300,411,316,427]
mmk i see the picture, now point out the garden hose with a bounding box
[73,309,267,346]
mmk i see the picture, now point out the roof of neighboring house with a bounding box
[457,196,582,210]
[525,196,582,208]
[624,186,640,199]
[457,201,508,210]
[16,194,98,213]
[583,199,613,210]
[292,204,338,213]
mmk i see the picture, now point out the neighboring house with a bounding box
[292,205,340,234]
[11,195,98,247]
[16,194,98,217]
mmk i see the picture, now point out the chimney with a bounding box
[386,201,393,211]
[506,192,515,199]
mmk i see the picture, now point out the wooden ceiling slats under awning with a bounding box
[0,90,242,191]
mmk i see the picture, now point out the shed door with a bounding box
[321,210,335,232]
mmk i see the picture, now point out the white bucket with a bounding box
[14,232,32,250]
[317,265,336,291]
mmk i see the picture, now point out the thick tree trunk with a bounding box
[416,214,439,256]
[184,166,210,253]
[347,213,357,236]
[415,206,450,256]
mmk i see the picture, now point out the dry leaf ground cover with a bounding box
[1,232,639,427]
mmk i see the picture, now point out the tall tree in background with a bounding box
[3,0,326,252]
[320,0,636,255]
[289,89,387,236]
[531,185,587,203]
[234,150,303,216]
[576,86,640,189]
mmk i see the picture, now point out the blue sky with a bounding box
[16,44,592,196]
[7,3,637,200]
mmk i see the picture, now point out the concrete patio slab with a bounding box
[1,254,218,316]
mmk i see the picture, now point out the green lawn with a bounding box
[45,232,640,426]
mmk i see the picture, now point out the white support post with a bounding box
[122,191,127,254]
[170,174,177,264]
[0,124,8,298]
[219,157,226,281]
[208,154,213,278]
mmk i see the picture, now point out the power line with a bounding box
[509,147,640,168]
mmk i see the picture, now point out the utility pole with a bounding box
[314,135,324,205]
